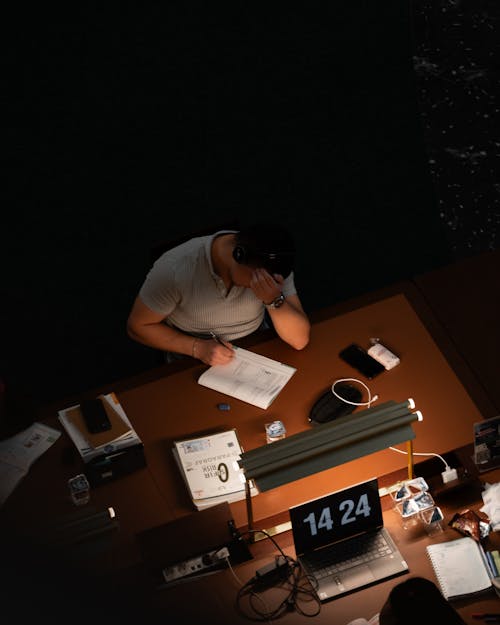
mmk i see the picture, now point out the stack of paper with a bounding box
[173,429,257,510]
[58,393,141,462]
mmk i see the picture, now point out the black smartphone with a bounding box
[80,398,112,434]
[339,343,385,379]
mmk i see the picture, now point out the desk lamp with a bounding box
[238,398,422,539]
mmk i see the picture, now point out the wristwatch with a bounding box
[265,293,285,309]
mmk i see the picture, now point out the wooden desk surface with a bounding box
[117,290,490,529]
[2,282,499,624]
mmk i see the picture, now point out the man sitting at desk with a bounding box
[127,222,311,365]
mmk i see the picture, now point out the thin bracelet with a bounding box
[192,338,198,358]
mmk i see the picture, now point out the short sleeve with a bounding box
[281,271,297,298]
[138,255,181,316]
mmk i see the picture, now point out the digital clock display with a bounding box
[289,478,382,554]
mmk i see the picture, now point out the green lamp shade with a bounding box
[238,399,420,492]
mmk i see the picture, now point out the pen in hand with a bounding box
[210,331,233,351]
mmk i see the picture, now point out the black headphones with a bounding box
[232,245,248,265]
[232,244,294,277]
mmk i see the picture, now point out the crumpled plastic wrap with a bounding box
[448,508,490,541]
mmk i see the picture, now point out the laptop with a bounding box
[289,477,408,602]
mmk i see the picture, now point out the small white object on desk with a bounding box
[68,473,90,506]
[367,340,400,370]
[265,420,286,443]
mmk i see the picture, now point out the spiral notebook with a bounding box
[426,536,492,600]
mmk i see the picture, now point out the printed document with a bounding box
[0,422,61,505]
[197,346,296,409]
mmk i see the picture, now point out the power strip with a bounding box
[162,547,230,583]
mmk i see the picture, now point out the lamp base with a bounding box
[249,521,292,543]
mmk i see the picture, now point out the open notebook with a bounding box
[426,536,493,600]
[289,478,408,602]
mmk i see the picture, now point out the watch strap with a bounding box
[265,293,285,309]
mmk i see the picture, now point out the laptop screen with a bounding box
[289,478,383,555]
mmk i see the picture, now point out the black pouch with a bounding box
[308,383,362,425]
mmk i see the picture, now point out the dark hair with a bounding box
[379,577,466,625]
[233,223,295,278]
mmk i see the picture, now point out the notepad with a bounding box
[197,346,296,409]
[426,536,492,600]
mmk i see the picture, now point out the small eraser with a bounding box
[367,343,400,370]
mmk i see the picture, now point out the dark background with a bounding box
[2,1,498,417]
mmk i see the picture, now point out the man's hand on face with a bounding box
[249,268,284,305]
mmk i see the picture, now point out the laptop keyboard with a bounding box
[304,532,393,579]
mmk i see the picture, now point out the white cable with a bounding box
[388,446,450,470]
[331,377,379,407]
[226,556,245,587]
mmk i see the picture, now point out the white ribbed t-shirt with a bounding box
[138,231,297,341]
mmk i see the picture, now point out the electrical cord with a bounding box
[330,381,456,480]
[388,445,449,470]
[226,555,246,587]
[330,381,452,476]
[234,528,321,621]
[331,377,379,407]
[389,445,459,483]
